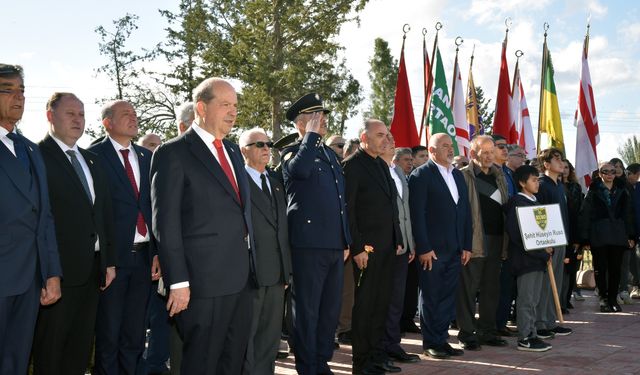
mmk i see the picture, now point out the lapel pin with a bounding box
[140,152,144,157]
[89,160,94,165]
[28,146,33,152]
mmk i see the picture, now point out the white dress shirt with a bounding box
[435,162,459,204]
[0,126,17,156]
[108,136,150,243]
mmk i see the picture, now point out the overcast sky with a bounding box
[3,0,638,162]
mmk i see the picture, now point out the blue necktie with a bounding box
[6,132,31,172]
[66,150,93,202]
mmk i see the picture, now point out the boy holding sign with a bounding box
[505,165,553,352]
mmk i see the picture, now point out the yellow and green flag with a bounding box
[539,48,564,152]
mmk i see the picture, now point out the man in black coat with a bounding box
[151,78,256,375]
[344,119,403,375]
[33,93,116,375]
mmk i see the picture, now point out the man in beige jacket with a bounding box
[456,135,509,351]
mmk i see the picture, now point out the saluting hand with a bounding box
[419,250,437,271]
[304,112,322,134]
[167,287,190,317]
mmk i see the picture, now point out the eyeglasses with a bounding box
[510,153,525,158]
[329,143,345,149]
[246,141,273,149]
[599,169,616,175]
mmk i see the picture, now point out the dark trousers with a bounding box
[592,246,625,305]
[0,276,40,375]
[381,252,409,355]
[169,320,182,375]
[291,248,343,375]
[496,257,517,329]
[95,250,151,375]
[137,282,170,374]
[456,235,502,343]
[419,249,461,349]
[33,255,100,375]
[351,248,395,371]
[177,281,254,375]
[243,283,285,375]
[337,260,355,335]
[400,260,419,328]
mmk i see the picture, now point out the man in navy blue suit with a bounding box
[0,63,62,375]
[281,93,350,375]
[89,100,161,375]
[409,133,472,359]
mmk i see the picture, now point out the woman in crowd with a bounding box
[562,160,584,305]
[579,162,636,312]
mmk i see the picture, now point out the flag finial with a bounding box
[515,49,524,60]
[402,24,410,38]
[455,36,464,53]
[543,22,549,38]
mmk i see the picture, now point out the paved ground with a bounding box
[275,290,640,374]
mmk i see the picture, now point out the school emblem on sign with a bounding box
[534,207,547,230]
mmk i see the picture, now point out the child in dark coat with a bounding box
[505,165,553,352]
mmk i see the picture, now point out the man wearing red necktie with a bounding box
[150,78,257,375]
[89,100,161,375]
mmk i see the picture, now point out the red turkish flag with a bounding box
[390,44,420,147]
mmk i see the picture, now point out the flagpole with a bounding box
[494,17,510,136]
[468,44,479,134]
[536,22,549,155]
[585,16,591,58]
[418,28,428,142]
[425,21,442,139]
[451,37,463,111]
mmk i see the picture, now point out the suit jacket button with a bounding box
[31,206,37,213]
[307,220,311,223]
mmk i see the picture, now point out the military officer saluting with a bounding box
[281,93,350,375]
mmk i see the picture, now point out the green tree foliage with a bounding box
[365,38,397,124]
[94,14,178,139]
[475,85,495,134]
[205,0,367,143]
[617,135,640,165]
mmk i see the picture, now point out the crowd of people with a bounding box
[1,63,639,375]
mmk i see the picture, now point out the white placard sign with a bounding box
[516,203,568,251]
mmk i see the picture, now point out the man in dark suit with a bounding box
[281,93,350,375]
[409,133,472,359]
[151,78,256,375]
[33,92,116,375]
[379,141,420,364]
[0,63,62,375]
[89,100,161,375]
[344,120,403,375]
[239,127,292,374]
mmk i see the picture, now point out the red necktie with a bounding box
[120,149,148,237]
[213,139,240,201]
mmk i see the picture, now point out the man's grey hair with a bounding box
[239,127,268,148]
[360,118,386,137]
[101,100,130,120]
[177,102,195,127]
[393,147,412,162]
[470,134,494,153]
[192,77,228,108]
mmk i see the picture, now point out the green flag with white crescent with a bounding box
[429,47,459,154]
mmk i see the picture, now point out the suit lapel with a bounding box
[358,150,391,197]
[248,176,276,228]
[185,130,241,206]
[226,139,248,208]
[0,140,34,204]
[100,139,137,201]
[394,165,409,203]
[42,135,93,207]
[132,144,149,201]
